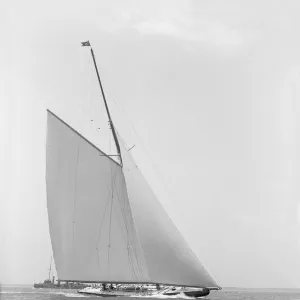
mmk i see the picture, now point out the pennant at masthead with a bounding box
[81,41,90,47]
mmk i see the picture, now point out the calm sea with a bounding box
[1,286,300,300]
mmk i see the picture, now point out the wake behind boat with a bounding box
[44,41,220,298]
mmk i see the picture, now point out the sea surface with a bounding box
[1,285,300,300]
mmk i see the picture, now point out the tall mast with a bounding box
[82,41,122,164]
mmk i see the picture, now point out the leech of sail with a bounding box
[89,43,122,165]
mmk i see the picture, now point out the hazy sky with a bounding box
[2,0,300,288]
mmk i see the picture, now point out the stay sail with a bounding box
[46,41,220,292]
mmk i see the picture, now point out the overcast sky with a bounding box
[2,0,300,288]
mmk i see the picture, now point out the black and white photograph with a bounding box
[2,1,300,300]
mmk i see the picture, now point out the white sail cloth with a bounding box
[119,138,219,288]
[46,110,148,282]
[46,110,219,288]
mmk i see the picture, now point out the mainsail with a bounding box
[46,110,148,282]
[46,110,219,288]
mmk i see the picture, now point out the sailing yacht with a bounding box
[45,41,220,298]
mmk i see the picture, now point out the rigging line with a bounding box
[114,175,131,237]
[119,172,142,260]
[118,131,182,272]
[126,216,143,279]
[114,171,137,274]
[109,97,135,143]
[112,174,129,244]
[109,165,141,279]
[113,104,168,197]
[111,100,153,165]
[121,202,141,279]
[107,132,114,280]
[96,144,118,270]
[111,184,127,243]
[113,174,139,280]
[119,174,144,279]
[72,144,80,249]
[107,161,115,280]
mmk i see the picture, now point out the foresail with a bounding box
[119,138,219,288]
[46,111,149,282]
